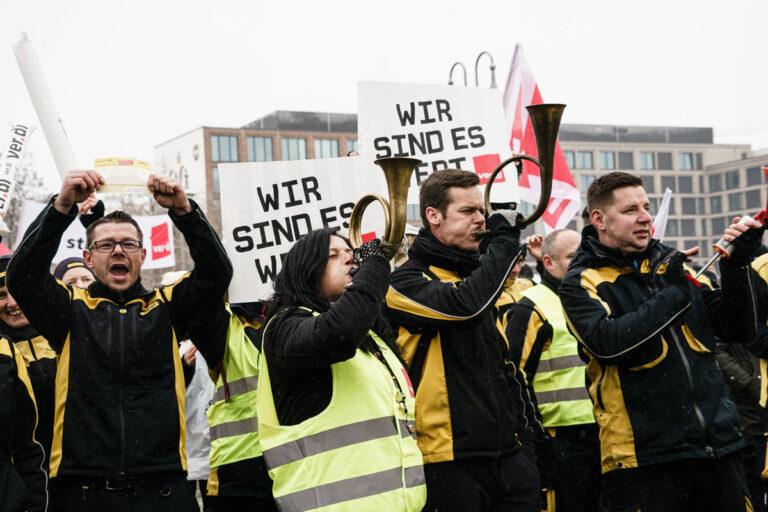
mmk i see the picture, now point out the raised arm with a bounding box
[386,215,520,329]
[7,170,103,349]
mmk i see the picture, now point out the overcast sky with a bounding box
[1,0,765,190]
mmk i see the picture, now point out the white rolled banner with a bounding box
[12,32,77,179]
[0,124,32,232]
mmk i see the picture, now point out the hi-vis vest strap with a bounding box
[521,285,594,428]
[257,308,426,512]
[207,308,262,468]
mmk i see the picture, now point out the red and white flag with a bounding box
[503,44,581,233]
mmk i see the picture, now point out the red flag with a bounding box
[503,45,581,233]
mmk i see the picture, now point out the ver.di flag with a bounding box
[503,44,581,233]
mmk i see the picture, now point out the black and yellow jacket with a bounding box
[1,323,57,471]
[0,337,48,511]
[743,253,768,433]
[385,227,524,464]
[560,225,750,473]
[6,199,233,479]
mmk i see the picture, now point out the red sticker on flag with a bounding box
[401,368,415,397]
[473,154,504,185]
[151,223,171,260]
[361,231,377,243]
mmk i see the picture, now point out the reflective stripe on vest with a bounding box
[257,309,426,512]
[521,284,595,428]
[207,309,263,467]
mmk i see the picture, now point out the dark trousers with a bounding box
[423,450,539,512]
[542,424,601,512]
[744,441,766,512]
[599,452,752,512]
[208,495,279,512]
[52,474,198,512]
[188,480,210,512]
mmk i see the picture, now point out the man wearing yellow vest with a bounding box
[505,229,600,511]
[198,301,277,511]
[258,229,426,512]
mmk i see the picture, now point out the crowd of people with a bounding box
[2,166,768,512]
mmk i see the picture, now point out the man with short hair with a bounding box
[7,170,233,510]
[560,171,762,511]
[506,229,601,511]
[385,169,539,511]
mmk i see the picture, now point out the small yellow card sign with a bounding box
[94,157,150,194]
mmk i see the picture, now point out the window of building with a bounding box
[725,170,740,189]
[679,152,694,170]
[246,137,273,162]
[657,152,673,170]
[661,176,676,192]
[666,220,679,237]
[747,189,762,209]
[682,198,696,215]
[710,196,722,213]
[648,197,658,214]
[210,135,238,162]
[698,176,704,192]
[711,217,726,235]
[281,138,307,161]
[576,151,593,169]
[678,176,693,194]
[681,219,695,236]
[600,151,615,170]
[346,139,358,154]
[564,151,575,169]
[708,174,723,192]
[639,152,655,170]
[668,198,676,215]
[728,192,744,211]
[747,166,764,186]
[580,174,595,191]
[697,198,705,215]
[314,139,339,159]
[212,166,219,193]
[618,152,634,169]
[641,175,655,193]
[695,153,703,170]
[406,204,420,223]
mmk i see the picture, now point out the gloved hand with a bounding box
[665,251,692,299]
[353,238,396,265]
[480,211,522,254]
[726,223,766,267]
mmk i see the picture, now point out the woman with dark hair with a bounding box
[257,229,426,512]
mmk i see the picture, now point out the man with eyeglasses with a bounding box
[7,170,233,511]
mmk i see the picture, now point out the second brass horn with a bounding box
[348,157,421,255]
[483,103,565,229]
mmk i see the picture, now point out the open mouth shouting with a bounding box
[109,262,131,283]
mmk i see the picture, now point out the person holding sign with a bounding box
[385,170,539,511]
[256,229,426,511]
[6,170,233,511]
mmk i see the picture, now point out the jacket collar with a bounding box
[576,224,673,272]
[0,321,39,342]
[408,228,481,278]
[88,279,152,304]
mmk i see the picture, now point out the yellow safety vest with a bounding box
[207,309,262,469]
[257,309,426,512]
[521,284,595,428]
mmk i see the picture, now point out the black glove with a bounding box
[353,239,395,265]
[725,223,766,267]
[665,251,692,299]
[480,211,522,254]
[79,199,105,229]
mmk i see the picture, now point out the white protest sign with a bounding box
[220,157,388,303]
[0,124,32,231]
[358,81,517,205]
[15,200,176,269]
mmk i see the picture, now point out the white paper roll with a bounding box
[12,32,77,179]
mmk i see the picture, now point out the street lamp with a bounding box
[448,61,467,86]
[474,51,497,89]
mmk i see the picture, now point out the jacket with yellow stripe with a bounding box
[385,227,524,464]
[6,199,233,479]
[560,226,750,472]
[1,323,57,471]
[742,253,768,431]
[0,337,48,511]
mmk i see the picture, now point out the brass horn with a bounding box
[482,103,565,229]
[348,157,421,256]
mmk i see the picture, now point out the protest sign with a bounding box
[95,157,151,194]
[358,81,516,204]
[15,200,176,269]
[220,156,387,303]
[0,124,31,231]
